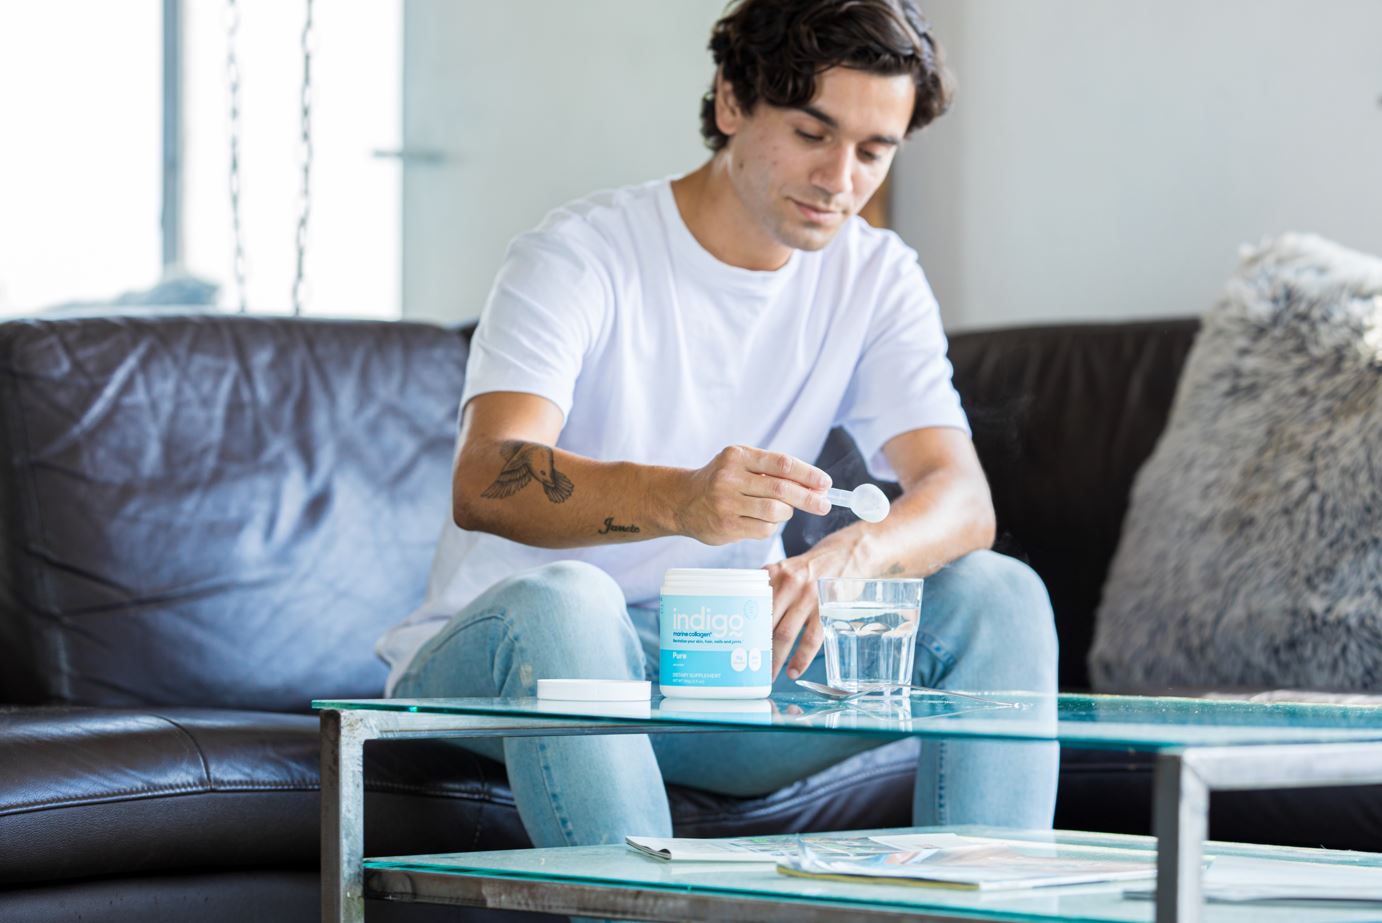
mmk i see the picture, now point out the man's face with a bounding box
[717,66,915,252]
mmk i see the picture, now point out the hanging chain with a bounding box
[226,0,248,313]
[291,0,315,316]
[225,0,313,315]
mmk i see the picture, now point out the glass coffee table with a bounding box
[314,692,1382,923]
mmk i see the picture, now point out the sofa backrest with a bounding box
[949,319,1200,688]
[0,314,466,710]
[785,318,1201,690]
[3,313,1197,705]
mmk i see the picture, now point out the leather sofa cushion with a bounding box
[0,316,467,710]
[0,706,917,885]
[0,707,322,884]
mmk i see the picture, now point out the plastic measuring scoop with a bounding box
[824,484,890,523]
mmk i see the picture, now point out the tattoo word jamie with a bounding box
[598,517,641,535]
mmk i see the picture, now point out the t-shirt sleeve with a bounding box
[460,226,610,420]
[835,242,970,482]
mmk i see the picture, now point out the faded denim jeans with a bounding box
[392,550,1060,850]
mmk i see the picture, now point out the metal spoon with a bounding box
[793,679,875,703]
[794,678,1018,708]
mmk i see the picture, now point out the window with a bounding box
[183,1,401,317]
[0,2,162,315]
[0,1,400,318]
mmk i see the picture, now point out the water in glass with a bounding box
[820,602,919,693]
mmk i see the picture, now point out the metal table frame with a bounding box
[320,705,1382,923]
[1153,742,1382,921]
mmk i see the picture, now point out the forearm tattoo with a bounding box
[597,516,641,535]
[480,440,574,503]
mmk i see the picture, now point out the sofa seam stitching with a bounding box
[0,780,326,815]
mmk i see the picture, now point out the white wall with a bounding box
[402,0,727,323]
[403,0,1382,330]
[892,0,1382,331]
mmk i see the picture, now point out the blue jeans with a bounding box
[392,552,1059,848]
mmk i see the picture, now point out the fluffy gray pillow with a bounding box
[1089,233,1382,691]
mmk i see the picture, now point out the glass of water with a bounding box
[816,578,924,694]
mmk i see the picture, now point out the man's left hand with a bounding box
[763,537,864,681]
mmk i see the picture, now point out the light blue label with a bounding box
[659,593,771,687]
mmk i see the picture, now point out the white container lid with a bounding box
[536,678,652,701]
[662,568,771,593]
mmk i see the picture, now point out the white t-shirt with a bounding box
[375,177,970,693]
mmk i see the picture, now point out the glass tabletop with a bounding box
[365,826,1382,923]
[312,691,1382,752]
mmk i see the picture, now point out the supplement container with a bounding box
[659,568,772,699]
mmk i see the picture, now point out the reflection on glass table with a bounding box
[314,691,1382,751]
[365,826,1382,923]
[316,692,1382,923]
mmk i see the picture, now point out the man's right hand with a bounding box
[676,445,833,545]
[455,395,832,550]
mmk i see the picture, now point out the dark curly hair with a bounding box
[699,0,954,151]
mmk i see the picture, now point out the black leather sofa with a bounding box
[2,313,1378,922]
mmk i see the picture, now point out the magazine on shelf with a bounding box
[627,832,1159,890]
[624,833,969,863]
[777,835,1159,891]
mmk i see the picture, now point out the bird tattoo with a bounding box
[481,441,575,503]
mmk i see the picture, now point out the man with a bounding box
[376,0,1057,849]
